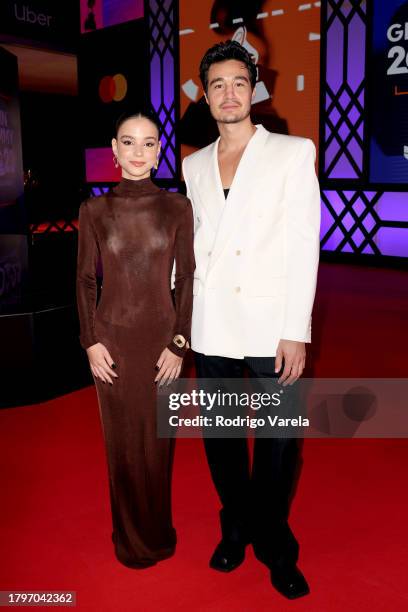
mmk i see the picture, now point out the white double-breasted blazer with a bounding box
[182,124,321,359]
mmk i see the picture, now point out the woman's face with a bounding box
[112,116,161,180]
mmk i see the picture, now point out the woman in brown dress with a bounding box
[76,111,195,568]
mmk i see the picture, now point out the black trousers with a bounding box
[194,351,300,568]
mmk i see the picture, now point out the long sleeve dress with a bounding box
[76,176,195,568]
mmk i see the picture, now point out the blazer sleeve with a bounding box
[76,200,100,350]
[167,201,195,357]
[281,139,321,343]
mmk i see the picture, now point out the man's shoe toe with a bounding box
[270,564,310,599]
[209,541,245,572]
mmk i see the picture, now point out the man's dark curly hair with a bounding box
[199,40,257,93]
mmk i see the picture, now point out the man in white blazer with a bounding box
[182,41,320,599]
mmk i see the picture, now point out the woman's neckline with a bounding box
[113,175,160,196]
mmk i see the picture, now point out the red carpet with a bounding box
[1,263,407,611]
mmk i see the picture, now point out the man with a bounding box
[182,41,320,599]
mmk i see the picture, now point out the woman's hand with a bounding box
[155,347,183,387]
[86,342,119,385]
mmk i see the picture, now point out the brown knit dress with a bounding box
[76,176,195,568]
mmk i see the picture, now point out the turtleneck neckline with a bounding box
[113,176,160,196]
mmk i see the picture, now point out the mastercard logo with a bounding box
[98,74,128,103]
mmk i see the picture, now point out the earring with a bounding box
[154,157,159,170]
[113,155,119,168]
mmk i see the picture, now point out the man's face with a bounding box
[205,59,255,124]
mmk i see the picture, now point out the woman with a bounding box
[76,110,195,568]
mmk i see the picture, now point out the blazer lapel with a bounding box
[208,124,270,270]
[194,138,225,233]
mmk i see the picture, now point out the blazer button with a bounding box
[236,250,241,255]
[208,251,212,256]
[235,286,241,293]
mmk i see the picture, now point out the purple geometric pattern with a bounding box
[321,1,408,257]
[323,0,366,179]
[321,191,408,257]
[321,190,380,255]
[91,187,110,197]
[147,0,177,179]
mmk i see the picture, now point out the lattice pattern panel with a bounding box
[323,0,367,179]
[30,220,79,235]
[320,0,408,257]
[91,187,111,197]
[321,190,408,257]
[147,0,177,180]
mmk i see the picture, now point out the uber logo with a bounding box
[14,3,53,27]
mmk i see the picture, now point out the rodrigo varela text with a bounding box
[168,415,309,429]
